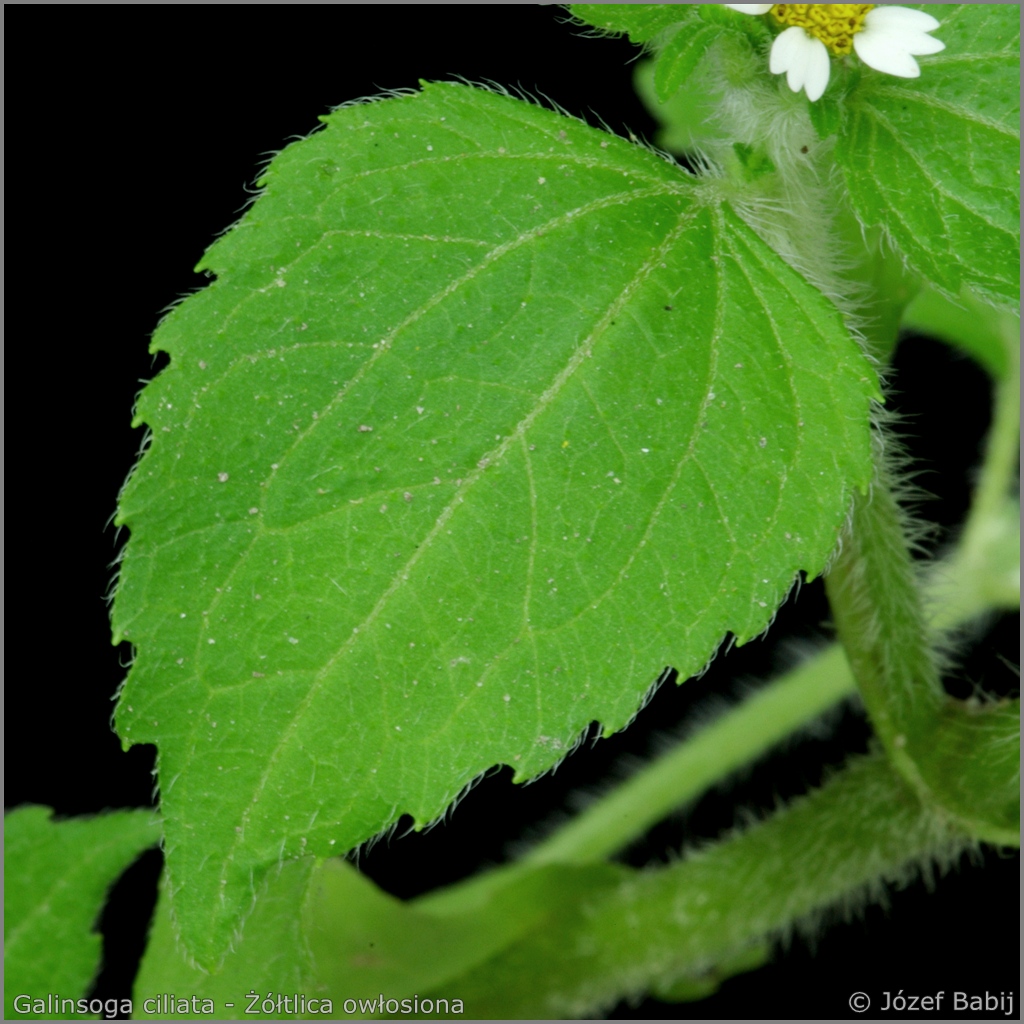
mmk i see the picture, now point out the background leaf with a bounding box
[568,4,696,44]
[653,23,728,103]
[634,58,723,154]
[308,859,627,1017]
[4,807,159,1020]
[834,4,1020,308]
[112,81,877,965]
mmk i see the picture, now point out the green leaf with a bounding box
[112,81,878,965]
[653,23,727,103]
[835,4,1020,308]
[901,286,1019,381]
[4,806,159,1020]
[568,4,696,44]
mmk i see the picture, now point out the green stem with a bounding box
[824,461,945,797]
[968,337,1021,541]
[825,413,1019,844]
[936,340,1021,627]
[419,755,967,1019]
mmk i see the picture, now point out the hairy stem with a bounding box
[825,430,1019,843]
[824,461,945,796]
[426,755,967,1019]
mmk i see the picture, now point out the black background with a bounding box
[10,5,1019,1020]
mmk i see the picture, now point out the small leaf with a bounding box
[836,4,1019,308]
[4,806,159,1020]
[653,23,727,102]
[112,81,878,965]
[568,4,696,44]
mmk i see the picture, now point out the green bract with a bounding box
[112,81,877,964]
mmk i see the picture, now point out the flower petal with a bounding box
[861,7,945,56]
[770,27,831,100]
[802,37,832,101]
[854,32,922,78]
[723,4,773,14]
[863,6,941,34]
[769,26,809,74]
[900,32,946,57]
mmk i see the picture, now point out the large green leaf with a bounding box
[833,4,1020,308]
[4,806,159,1020]
[112,81,878,965]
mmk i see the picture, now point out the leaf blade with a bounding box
[112,82,877,965]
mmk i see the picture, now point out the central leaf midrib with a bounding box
[140,182,695,712]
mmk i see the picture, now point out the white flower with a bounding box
[852,7,945,80]
[723,4,945,101]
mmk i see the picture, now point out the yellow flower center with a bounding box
[770,4,875,56]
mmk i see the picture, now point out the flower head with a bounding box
[724,4,945,101]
